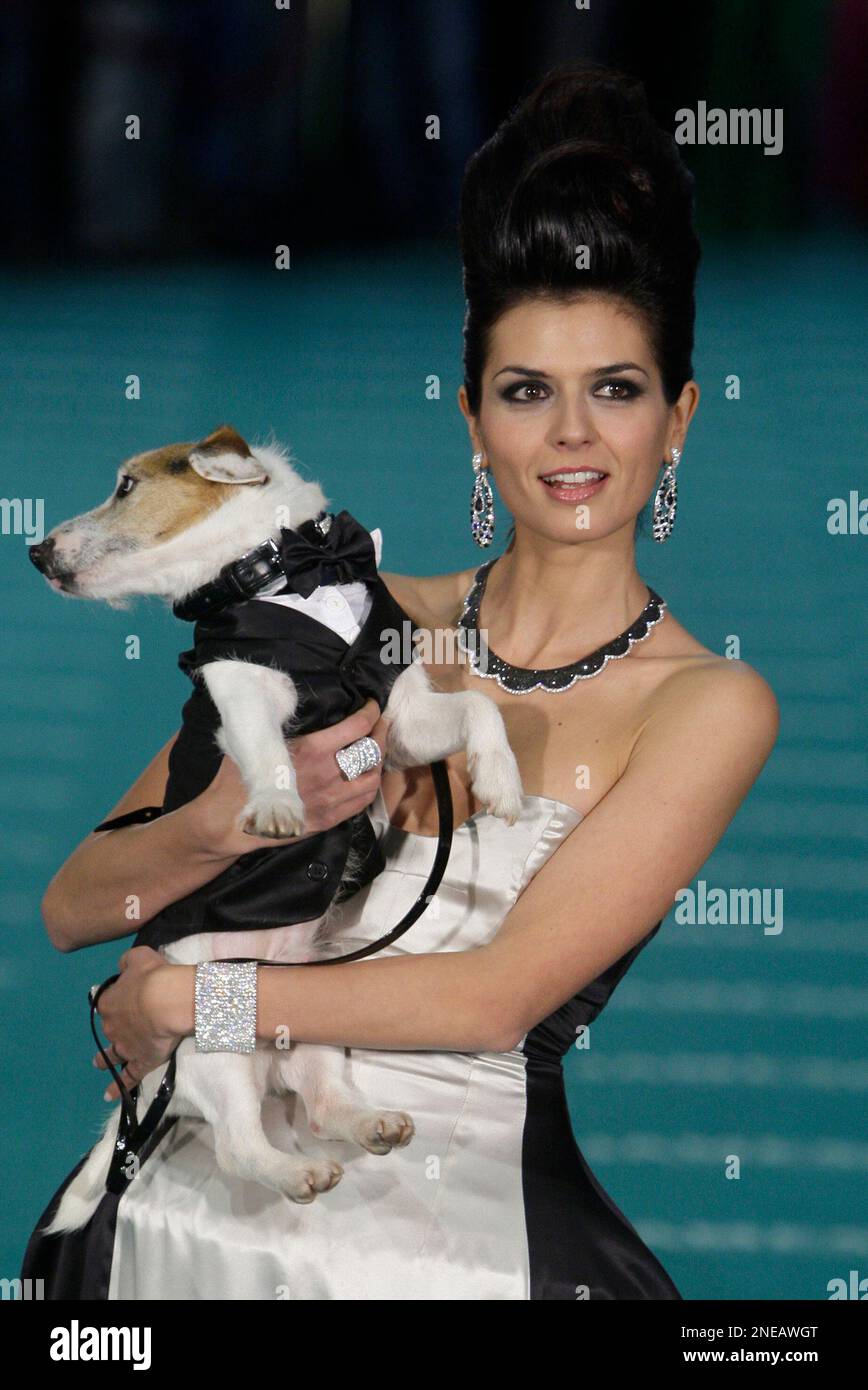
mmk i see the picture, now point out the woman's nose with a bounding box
[548,395,596,447]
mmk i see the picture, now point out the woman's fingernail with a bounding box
[103,1088,114,1101]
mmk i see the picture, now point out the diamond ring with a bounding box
[335,735,382,782]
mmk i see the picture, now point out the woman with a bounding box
[22,62,778,1300]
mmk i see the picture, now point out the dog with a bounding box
[29,425,524,1231]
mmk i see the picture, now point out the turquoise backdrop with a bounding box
[2,233,865,1298]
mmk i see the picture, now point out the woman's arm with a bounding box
[43,730,223,951]
[138,660,779,1064]
[45,700,386,952]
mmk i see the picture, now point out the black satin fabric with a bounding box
[272,511,380,598]
[135,570,418,951]
[520,920,682,1299]
[21,1119,179,1300]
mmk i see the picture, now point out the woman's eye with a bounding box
[502,382,549,403]
[116,475,137,498]
[595,379,639,400]
[501,379,641,404]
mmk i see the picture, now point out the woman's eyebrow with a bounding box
[492,361,649,379]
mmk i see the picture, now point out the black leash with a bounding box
[88,984,179,1194]
[89,760,454,1194]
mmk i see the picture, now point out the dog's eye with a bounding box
[116,475,137,499]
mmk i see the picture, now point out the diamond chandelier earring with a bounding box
[652,446,681,543]
[471,451,495,548]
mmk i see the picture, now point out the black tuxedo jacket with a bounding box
[133,572,417,951]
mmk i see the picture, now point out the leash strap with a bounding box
[89,760,454,1192]
[89,976,179,1195]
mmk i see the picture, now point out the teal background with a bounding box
[1,233,866,1298]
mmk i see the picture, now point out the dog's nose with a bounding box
[29,537,56,573]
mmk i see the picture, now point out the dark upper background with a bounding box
[2,0,864,264]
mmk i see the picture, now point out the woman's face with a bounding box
[459,293,698,546]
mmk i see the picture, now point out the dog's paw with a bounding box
[285,1157,344,1203]
[351,1109,415,1156]
[467,749,524,827]
[240,790,306,839]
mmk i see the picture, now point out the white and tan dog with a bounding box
[29,426,523,1231]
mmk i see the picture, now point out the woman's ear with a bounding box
[188,425,269,484]
[457,386,483,453]
[671,381,700,443]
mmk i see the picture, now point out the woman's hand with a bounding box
[186,698,391,861]
[92,947,192,1100]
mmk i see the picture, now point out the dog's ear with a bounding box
[188,426,268,485]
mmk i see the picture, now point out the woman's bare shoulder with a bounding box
[634,601,775,701]
[379,566,478,628]
[662,653,778,717]
[621,598,780,774]
[636,648,780,773]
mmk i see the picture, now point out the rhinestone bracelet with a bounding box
[194,961,258,1053]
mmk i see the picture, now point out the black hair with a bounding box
[458,61,701,546]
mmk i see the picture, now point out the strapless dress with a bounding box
[21,785,680,1300]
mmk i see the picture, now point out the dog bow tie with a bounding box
[172,510,380,622]
[277,510,379,598]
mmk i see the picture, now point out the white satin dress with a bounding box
[89,784,677,1300]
